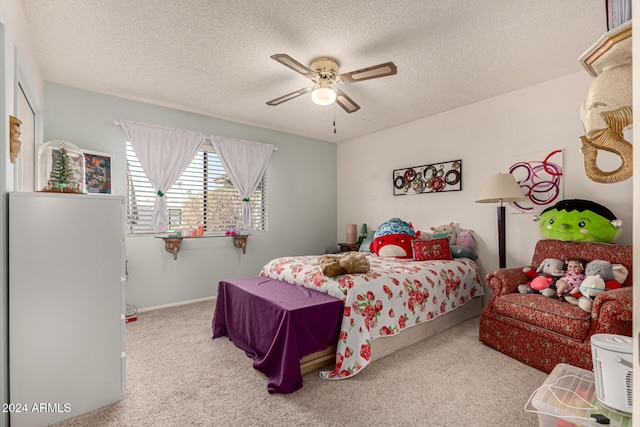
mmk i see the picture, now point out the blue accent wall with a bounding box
[44,82,337,309]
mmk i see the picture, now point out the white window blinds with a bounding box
[126,141,267,234]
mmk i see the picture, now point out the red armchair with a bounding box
[479,239,632,373]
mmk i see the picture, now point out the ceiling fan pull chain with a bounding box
[333,106,337,134]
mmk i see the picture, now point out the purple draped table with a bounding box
[212,277,343,393]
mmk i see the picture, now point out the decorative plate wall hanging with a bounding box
[393,159,462,196]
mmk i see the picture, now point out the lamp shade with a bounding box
[475,173,526,203]
[361,223,368,235]
[311,87,336,105]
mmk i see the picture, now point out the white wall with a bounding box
[0,1,44,426]
[338,71,633,284]
[43,83,337,310]
[1,0,43,189]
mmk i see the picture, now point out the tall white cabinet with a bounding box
[8,192,126,427]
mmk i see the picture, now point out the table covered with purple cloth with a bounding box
[212,276,343,394]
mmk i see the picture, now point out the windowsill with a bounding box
[154,234,251,259]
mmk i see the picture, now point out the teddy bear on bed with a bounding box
[318,252,370,277]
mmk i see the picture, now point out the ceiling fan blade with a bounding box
[266,87,312,106]
[334,89,360,113]
[338,62,397,83]
[270,54,317,79]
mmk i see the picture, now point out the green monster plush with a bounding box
[535,199,622,243]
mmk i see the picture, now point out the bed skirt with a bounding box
[301,296,483,374]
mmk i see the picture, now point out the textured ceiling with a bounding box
[20,1,607,143]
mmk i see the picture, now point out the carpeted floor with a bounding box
[53,300,547,426]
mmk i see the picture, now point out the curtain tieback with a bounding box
[157,190,165,197]
[242,197,250,202]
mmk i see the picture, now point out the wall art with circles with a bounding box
[508,149,563,214]
[392,159,462,196]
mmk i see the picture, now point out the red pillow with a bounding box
[412,238,451,261]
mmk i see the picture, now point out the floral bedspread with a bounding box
[259,254,484,379]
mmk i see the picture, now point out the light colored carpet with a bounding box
[53,300,547,427]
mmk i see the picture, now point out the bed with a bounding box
[260,253,484,379]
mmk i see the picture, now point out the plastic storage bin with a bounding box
[529,363,631,427]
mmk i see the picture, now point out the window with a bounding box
[126,141,266,234]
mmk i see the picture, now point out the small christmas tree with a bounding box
[47,144,79,192]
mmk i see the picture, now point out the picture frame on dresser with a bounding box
[83,150,112,194]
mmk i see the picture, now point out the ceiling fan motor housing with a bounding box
[311,57,339,82]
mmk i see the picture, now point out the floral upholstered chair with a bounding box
[479,239,632,373]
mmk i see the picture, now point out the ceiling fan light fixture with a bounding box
[311,87,336,105]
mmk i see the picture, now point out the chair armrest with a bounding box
[590,287,633,337]
[484,267,530,309]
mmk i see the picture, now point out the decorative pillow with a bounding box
[450,245,478,260]
[413,238,451,261]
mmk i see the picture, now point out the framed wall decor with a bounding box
[393,159,462,196]
[83,150,112,194]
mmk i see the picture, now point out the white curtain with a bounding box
[211,136,274,228]
[120,121,205,232]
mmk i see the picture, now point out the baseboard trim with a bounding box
[137,296,215,313]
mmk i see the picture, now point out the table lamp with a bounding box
[475,173,526,268]
[358,223,368,245]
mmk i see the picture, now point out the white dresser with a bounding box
[8,192,126,427]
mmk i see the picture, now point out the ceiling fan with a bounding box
[266,54,397,113]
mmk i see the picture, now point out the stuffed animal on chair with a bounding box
[564,260,627,311]
[574,275,607,312]
[518,258,564,294]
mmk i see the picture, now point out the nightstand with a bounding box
[338,242,360,252]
